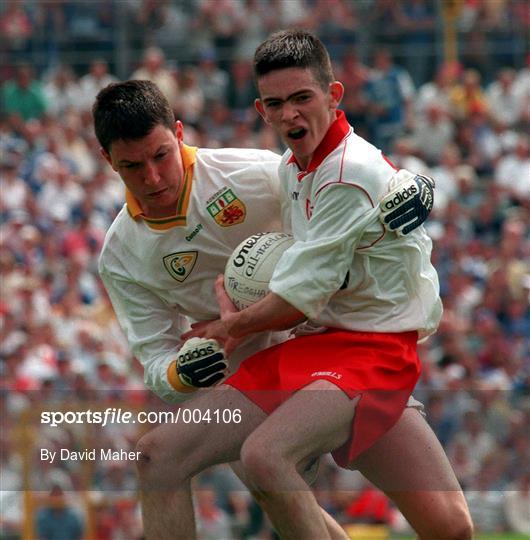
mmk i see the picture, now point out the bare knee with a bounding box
[418,497,473,540]
[136,432,162,485]
[240,436,289,492]
[442,502,473,540]
[135,431,189,488]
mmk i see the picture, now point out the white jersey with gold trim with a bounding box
[99,146,286,403]
[269,112,442,339]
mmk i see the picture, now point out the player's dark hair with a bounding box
[253,30,334,90]
[93,80,175,153]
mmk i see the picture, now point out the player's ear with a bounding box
[329,81,344,109]
[175,120,184,145]
[254,99,269,124]
[100,147,116,171]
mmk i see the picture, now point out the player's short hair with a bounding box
[93,80,175,153]
[253,30,334,90]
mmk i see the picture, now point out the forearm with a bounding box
[227,292,306,339]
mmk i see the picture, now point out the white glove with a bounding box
[380,169,435,235]
[176,338,227,388]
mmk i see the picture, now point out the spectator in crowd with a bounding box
[415,61,460,119]
[388,136,430,176]
[0,154,31,215]
[236,0,274,59]
[130,46,179,110]
[197,0,244,69]
[35,485,84,540]
[312,0,359,59]
[194,485,233,540]
[465,466,507,534]
[486,67,526,128]
[449,408,497,474]
[336,48,370,139]
[175,66,205,127]
[504,470,530,535]
[42,65,82,117]
[2,64,47,122]
[367,0,402,54]
[0,0,32,55]
[494,134,530,202]
[364,47,415,153]
[396,0,436,86]
[195,48,230,105]
[449,68,488,121]
[78,59,118,112]
[57,113,97,182]
[226,58,256,117]
[411,103,455,165]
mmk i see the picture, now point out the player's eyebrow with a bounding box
[118,158,141,166]
[262,89,313,105]
[117,144,170,166]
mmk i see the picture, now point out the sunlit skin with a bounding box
[255,67,344,170]
[101,121,185,218]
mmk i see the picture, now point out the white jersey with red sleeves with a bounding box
[269,111,442,339]
[99,145,288,403]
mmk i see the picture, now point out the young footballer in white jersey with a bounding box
[183,31,473,539]
[93,80,463,539]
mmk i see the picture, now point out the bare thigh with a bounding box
[242,380,358,478]
[136,385,267,487]
[351,408,470,537]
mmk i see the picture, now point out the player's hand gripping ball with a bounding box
[380,169,435,235]
[177,337,227,388]
[224,232,294,310]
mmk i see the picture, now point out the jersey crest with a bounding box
[206,188,246,227]
[163,251,198,282]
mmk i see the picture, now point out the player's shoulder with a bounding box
[98,205,132,270]
[197,147,281,169]
[308,133,394,202]
[322,131,392,184]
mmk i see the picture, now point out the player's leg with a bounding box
[240,379,356,540]
[351,407,473,540]
[232,459,348,540]
[136,385,267,539]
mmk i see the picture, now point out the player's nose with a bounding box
[144,161,161,185]
[280,101,299,122]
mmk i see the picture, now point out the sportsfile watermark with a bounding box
[41,407,242,427]
[4,389,528,493]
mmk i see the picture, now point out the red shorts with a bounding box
[225,329,420,467]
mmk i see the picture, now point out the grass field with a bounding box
[344,525,528,540]
[392,535,528,540]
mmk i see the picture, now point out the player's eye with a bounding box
[155,151,168,161]
[294,94,310,103]
[122,163,139,170]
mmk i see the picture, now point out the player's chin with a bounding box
[150,190,178,207]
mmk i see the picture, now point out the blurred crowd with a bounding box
[1,0,529,539]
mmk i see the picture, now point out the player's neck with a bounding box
[141,201,179,219]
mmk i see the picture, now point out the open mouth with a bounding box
[148,188,168,198]
[287,128,307,140]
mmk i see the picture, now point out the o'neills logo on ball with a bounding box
[232,233,287,277]
[178,344,215,363]
[384,184,418,210]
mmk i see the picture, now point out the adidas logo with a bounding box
[384,185,418,210]
[178,345,215,363]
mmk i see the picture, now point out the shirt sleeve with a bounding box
[269,182,380,319]
[99,268,192,404]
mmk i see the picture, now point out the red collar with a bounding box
[287,110,350,176]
